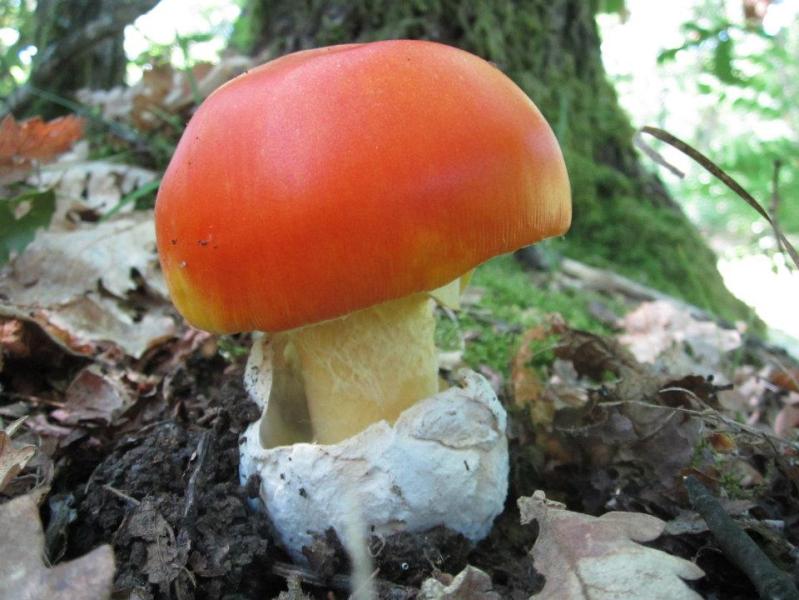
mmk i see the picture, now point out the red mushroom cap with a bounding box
[155,40,571,333]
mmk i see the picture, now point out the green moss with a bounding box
[437,254,618,375]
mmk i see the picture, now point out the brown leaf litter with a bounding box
[0,493,114,600]
[0,417,36,493]
[0,114,84,185]
[0,211,176,359]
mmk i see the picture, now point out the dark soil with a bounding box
[5,331,797,599]
[54,353,544,599]
[39,346,543,600]
[66,362,280,599]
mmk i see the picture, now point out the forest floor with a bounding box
[3,237,799,599]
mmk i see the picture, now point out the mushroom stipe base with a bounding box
[239,369,509,563]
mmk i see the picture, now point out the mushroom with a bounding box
[155,40,571,559]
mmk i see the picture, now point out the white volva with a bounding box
[239,336,509,562]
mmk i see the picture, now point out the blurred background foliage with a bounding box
[651,0,797,243]
[598,0,798,342]
[0,0,796,340]
[599,0,797,245]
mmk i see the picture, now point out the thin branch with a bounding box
[685,475,799,600]
[633,130,686,178]
[639,127,799,270]
[599,395,798,451]
[181,430,213,533]
[770,160,787,261]
[102,484,140,506]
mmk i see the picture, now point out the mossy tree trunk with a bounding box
[232,0,751,323]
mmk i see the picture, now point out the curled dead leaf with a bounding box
[770,368,799,394]
[51,366,136,426]
[0,115,84,184]
[0,420,36,493]
[774,404,799,439]
[512,324,552,425]
[707,432,737,454]
[511,315,571,427]
[556,328,640,381]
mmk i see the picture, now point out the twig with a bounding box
[181,430,213,531]
[102,484,140,506]
[770,160,787,263]
[599,395,798,451]
[633,130,686,178]
[272,561,415,599]
[558,257,715,320]
[684,476,799,600]
[639,127,799,270]
[349,568,380,600]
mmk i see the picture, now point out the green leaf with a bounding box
[712,36,740,84]
[101,179,160,221]
[597,0,626,15]
[0,188,56,265]
[657,48,680,64]
[697,82,713,94]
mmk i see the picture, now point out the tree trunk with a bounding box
[9,0,158,118]
[232,0,752,323]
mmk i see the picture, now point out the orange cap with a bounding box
[155,40,571,333]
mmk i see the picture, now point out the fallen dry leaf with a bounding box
[618,301,741,377]
[512,323,553,425]
[519,491,704,599]
[51,366,136,426]
[29,147,158,224]
[0,318,29,357]
[418,565,500,599]
[769,368,799,394]
[0,212,175,358]
[0,114,84,184]
[775,404,799,439]
[0,418,36,493]
[77,55,253,133]
[275,575,313,600]
[0,493,114,600]
[132,62,220,131]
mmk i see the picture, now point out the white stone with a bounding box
[239,365,509,562]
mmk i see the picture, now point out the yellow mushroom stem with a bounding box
[283,293,439,445]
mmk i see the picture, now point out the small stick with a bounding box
[182,430,213,530]
[770,160,789,265]
[272,561,414,599]
[102,484,140,506]
[640,126,799,270]
[684,475,799,600]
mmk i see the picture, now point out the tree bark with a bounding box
[7,0,158,118]
[231,0,753,323]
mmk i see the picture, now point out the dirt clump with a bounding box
[68,368,274,599]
